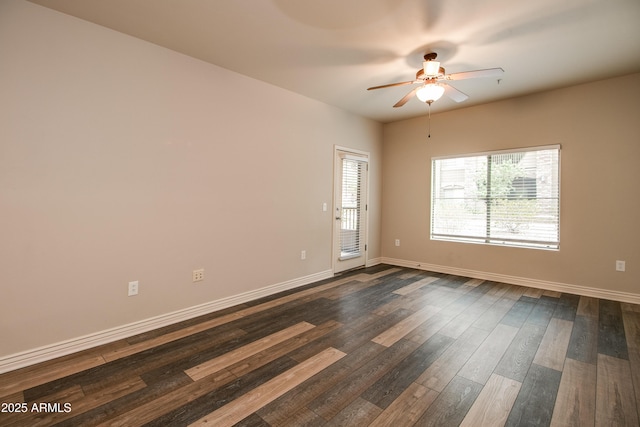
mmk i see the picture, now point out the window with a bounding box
[431,145,560,249]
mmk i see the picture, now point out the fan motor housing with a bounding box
[416,67,445,79]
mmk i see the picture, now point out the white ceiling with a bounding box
[28,0,640,123]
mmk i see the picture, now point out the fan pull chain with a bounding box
[427,101,432,138]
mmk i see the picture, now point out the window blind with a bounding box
[431,145,560,249]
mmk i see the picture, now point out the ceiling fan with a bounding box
[367,52,504,107]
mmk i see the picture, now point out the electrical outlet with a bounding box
[616,260,626,272]
[395,239,400,247]
[193,269,204,282]
[301,250,306,260]
[128,281,139,296]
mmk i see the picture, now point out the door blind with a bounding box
[340,158,365,259]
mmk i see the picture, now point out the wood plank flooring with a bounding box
[1,265,639,426]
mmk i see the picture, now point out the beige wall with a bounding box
[382,73,640,295]
[0,1,382,358]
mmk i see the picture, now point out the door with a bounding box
[333,148,369,274]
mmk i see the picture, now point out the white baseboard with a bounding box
[6,260,636,374]
[0,269,334,374]
[381,257,640,305]
[366,257,382,267]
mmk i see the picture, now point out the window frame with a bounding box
[430,145,561,250]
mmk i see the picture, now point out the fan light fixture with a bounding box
[416,83,445,104]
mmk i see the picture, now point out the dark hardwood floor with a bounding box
[1,265,639,426]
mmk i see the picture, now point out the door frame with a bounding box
[332,145,370,274]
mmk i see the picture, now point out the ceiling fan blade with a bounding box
[367,80,416,90]
[443,84,469,103]
[445,68,504,81]
[393,87,418,108]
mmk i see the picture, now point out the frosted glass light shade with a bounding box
[416,83,445,103]
[423,60,441,76]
